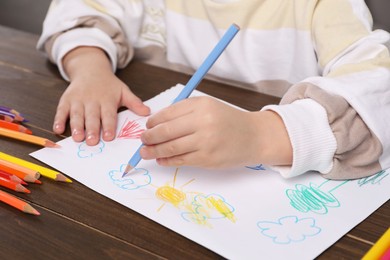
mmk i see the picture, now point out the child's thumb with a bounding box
[122,89,151,116]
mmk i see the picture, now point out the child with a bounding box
[37,0,390,180]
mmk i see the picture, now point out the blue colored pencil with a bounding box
[122,23,240,177]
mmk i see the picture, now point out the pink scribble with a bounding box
[117,119,145,139]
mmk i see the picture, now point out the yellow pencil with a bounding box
[0,152,72,183]
[362,227,390,260]
[0,127,60,148]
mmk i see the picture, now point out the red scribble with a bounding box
[117,119,144,139]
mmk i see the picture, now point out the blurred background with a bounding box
[0,0,389,35]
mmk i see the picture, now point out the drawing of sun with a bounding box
[155,168,195,210]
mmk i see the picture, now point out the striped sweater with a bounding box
[37,0,390,180]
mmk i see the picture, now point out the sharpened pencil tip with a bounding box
[122,164,133,178]
[45,140,61,148]
[24,204,40,215]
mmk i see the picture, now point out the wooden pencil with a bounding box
[0,176,30,193]
[0,158,40,183]
[0,169,27,185]
[0,110,24,122]
[0,105,23,117]
[0,120,32,134]
[0,151,72,183]
[0,190,40,215]
[0,114,13,122]
[0,127,60,147]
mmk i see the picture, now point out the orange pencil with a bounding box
[0,170,27,185]
[0,120,32,134]
[0,190,40,215]
[0,176,30,193]
[0,158,41,183]
[0,127,59,147]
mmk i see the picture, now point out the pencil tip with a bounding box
[122,164,133,177]
[55,174,72,183]
[26,206,40,215]
[45,140,60,148]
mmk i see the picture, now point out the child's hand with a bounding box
[140,96,292,168]
[53,47,150,146]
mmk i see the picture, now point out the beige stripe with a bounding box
[166,0,314,30]
[313,0,371,67]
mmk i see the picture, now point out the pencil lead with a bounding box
[55,173,72,183]
[24,204,40,215]
[122,164,133,178]
[45,140,61,148]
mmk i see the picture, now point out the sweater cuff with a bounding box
[51,28,117,81]
[261,99,337,178]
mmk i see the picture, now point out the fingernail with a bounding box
[54,123,61,131]
[72,129,81,136]
[103,130,113,139]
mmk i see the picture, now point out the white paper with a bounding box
[31,85,390,260]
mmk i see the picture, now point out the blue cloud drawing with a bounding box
[108,164,151,190]
[257,215,321,244]
[77,141,105,158]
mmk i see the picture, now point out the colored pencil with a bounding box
[0,105,21,115]
[122,23,240,177]
[0,110,24,122]
[0,152,72,183]
[0,190,40,215]
[0,127,60,147]
[0,176,30,193]
[381,246,390,260]
[0,119,32,134]
[363,227,390,260]
[0,158,41,183]
[0,170,27,185]
[0,114,13,122]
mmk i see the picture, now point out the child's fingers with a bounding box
[69,102,85,142]
[84,102,101,146]
[100,104,117,141]
[121,87,150,116]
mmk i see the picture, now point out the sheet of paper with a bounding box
[31,85,390,260]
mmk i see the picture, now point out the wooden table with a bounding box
[0,25,388,259]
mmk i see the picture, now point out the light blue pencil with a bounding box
[122,23,240,177]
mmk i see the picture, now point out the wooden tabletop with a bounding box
[0,25,388,259]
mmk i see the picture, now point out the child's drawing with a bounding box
[246,164,266,171]
[181,193,236,226]
[155,168,236,227]
[117,118,145,139]
[77,140,105,158]
[285,180,347,215]
[358,170,389,186]
[286,171,389,215]
[108,164,151,190]
[257,216,321,244]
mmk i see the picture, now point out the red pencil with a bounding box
[0,176,30,193]
[0,170,27,185]
[0,114,13,122]
[0,120,32,134]
[0,158,41,183]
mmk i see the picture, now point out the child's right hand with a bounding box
[53,47,150,146]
